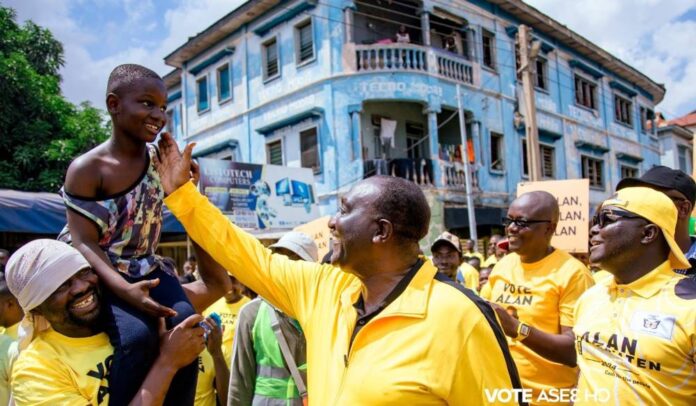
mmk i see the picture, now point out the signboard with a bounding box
[517,179,590,253]
[294,215,332,259]
[198,158,320,229]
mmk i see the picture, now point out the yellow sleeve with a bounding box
[559,265,594,327]
[12,354,97,406]
[448,318,518,405]
[164,182,344,322]
[480,280,492,300]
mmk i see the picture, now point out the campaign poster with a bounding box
[517,179,590,253]
[198,158,320,229]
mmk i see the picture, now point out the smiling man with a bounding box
[575,187,695,405]
[482,191,593,405]
[154,133,523,405]
[5,239,230,405]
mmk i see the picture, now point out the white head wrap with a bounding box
[5,239,91,349]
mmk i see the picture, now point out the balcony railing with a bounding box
[363,157,475,191]
[352,43,475,85]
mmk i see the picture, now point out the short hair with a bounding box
[186,255,197,263]
[0,272,12,298]
[370,176,430,242]
[107,64,162,96]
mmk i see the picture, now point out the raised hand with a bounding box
[158,314,206,369]
[121,278,178,318]
[154,132,196,195]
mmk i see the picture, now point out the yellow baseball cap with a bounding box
[601,186,690,269]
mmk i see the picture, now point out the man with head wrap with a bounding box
[5,239,229,405]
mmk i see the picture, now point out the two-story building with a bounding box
[162,0,665,242]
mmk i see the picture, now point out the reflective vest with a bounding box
[251,301,307,406]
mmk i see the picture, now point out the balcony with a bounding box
[362,156,470,190]
[352,43,475,85]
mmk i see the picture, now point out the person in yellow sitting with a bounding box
[574,187,695,405]
[481,191,594,405]
[154,133,523,405]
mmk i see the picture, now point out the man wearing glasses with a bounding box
[481,191,594,405]
[574,187,695,405]
[616,166,696,277]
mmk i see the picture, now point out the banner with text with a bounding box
[198,158,320,229]
[294,215,332,260]
[517,179,590,253]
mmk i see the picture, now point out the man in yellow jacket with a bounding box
[155,134,523,405]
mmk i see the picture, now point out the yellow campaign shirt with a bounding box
[465,251,485,263]
[592,269,613,283]
[483,254,498,268]
[482,250,594,403]
[166,182,522,405]
[573,261,696,405]
[12,329,113,405]
[457,263,479,291]
[194,349,216,406]
[203,296,250,365]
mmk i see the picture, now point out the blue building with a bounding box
[162,0,665,241]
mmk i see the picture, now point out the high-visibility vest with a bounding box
[251,301,307,405]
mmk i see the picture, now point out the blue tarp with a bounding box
[0,189,185,234]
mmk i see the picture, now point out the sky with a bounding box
[4,0,696,118]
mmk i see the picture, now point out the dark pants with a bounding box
[103,268,197,406]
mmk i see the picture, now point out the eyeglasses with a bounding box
[502,217,551,229]
[591,208,645,229]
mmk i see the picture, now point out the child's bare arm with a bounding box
[65,158,175,318]
[182,241,232,313]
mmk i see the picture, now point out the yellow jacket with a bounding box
[166,182,522,405]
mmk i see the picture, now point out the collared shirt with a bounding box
[351,258,422,345]
[675,237,696,276]
[573,261,696,405]
[166,181,523,405]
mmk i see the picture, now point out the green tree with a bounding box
[0,6,110,192]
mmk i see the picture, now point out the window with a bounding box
[540,144,555,178]
[217,64,231,102]
[262,37,280,81]
[620,165,638,179]
[581,156,604,189]
[266,140,283,165]
[574,75,597,110]
[678,145,692,174]
[300,127,320,173]
[614,94,633,126]
[406,122,426,160]
[481,30,496,69]
[521,140,555,178]
[490,132,504,171]
[534,58,548,90]
[640,106,654,133]
[166,109,174,134]
[295,20,314,65]
[196,76,209,113]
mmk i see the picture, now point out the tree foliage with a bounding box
[0,6,110,192]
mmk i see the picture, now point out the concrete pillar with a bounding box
[420,10,431,46]
[426,108,442,186]
[344,7,354,44]
[348,104,362,161]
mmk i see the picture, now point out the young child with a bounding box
[58,64,198,405]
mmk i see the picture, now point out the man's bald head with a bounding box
[512,191,559,224]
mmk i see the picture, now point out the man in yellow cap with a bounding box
[574,187,695,405]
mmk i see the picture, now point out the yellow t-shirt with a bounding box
[12,329,113,405]
[166,181,522,406]
[592,270,613,283]
[464,251,485,263]
[483,254,498,268]
[194,349,216,406]
[457,263,479,291]
[203,296,250,365]
[482,250,594,404]
[573,262,696,405]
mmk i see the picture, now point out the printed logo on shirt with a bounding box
[87,354,113,404]
[629,312,676,340]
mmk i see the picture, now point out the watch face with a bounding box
[520,324,531,336]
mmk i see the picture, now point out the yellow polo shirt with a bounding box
[166,181,522,405]
[483,254,498,268]
[12,329,113,405]
[482,250,594,404]
[457,263,479,291]
[573,261,696,405]
[203,296,250,366]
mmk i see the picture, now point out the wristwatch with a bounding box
[513,322,531,341]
